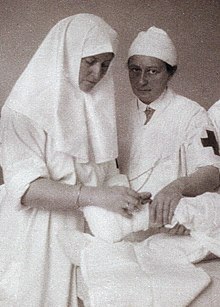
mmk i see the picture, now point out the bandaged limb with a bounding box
[58,188,220,307]
[59,191,220,265]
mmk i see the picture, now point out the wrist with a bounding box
[166,178,187,194]
[173,177,198,197]
[75,185,96,208]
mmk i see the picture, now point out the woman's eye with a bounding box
[129,67,141,73]
[102,61,111,69]
[86,60,95,65]
[148,69,158,75]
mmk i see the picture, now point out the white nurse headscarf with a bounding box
[4,14,118,163]
[128,26,177,66]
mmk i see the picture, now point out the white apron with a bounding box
[0,109,120,307]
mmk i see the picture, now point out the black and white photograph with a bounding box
[0,0,220,306]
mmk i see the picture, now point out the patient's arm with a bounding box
[123,224,190,242]
[159,224,190,236]
[123,229,160,243]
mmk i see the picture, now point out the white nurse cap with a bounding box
[128,26,177,66]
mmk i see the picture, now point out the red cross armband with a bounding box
[201,130,220,156]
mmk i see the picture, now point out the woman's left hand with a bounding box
[149,185,183,227]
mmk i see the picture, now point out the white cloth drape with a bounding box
[2,14,118,163]
[0,109,123,306]
[59,192,220,307]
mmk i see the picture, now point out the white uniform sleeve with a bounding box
[183,108,220,174]
[1,107,49,207]
[208,101,220,147]
[103,160,129,187]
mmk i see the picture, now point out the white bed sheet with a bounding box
[190,259,220,306]
[77,259,220,307]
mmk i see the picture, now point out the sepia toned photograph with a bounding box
[0,0,220,306]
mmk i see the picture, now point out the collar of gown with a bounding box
[137,88,171,113]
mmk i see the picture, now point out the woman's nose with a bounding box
[91,63,102,81]
[139,72,148,85]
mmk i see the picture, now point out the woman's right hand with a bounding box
[83,186,151,218]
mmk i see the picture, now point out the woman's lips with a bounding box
[137,88,151,92]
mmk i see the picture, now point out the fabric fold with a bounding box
[58,191,220,306]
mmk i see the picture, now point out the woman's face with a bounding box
[79,52,114,92]
[128,55,172,104]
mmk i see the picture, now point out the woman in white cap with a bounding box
[56,27,220,307]
[0,14,149,306]
[121,26,220,238]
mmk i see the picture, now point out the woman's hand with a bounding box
[138,192,153,205]
[160,224,190,236]
[149,185,183,226]
[83,186,151,218]
[123,228,160,242]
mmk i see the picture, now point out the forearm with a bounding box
[167,166,220,197]
[22,178,149,216]
[22,178,95,211]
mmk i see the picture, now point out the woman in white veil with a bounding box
[0,14,147,306]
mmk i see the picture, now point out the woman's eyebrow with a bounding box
[131,65,161,69]
[128,64,140,67]
[145,66,161,69]
[93,56,112,61]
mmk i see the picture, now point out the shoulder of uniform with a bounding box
[209,99,220,114]
[171,90,206,114]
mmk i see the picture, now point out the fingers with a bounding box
[167,224,190,236]
[159,199,171,225]
[138,192,152,204]
[177,225,187,235]
[166,225,179,235]
[123,189,145,211]
[123,230,149,243]
[118,188,152,208]
[118,188,153,216]
[162,203,170,226]
[149,201,156,226]
[122,201,141,216]
[149,197,180,226]
[167,199,178,224]
[183,227,190,236]
[122,202,134,211]
[126,188,140,199]
[154,200,163,225]
[158,224,190,236]
[110,187,146,217]
[140,192,152,198]
[120,209,133,219]
[150,198,169,226]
